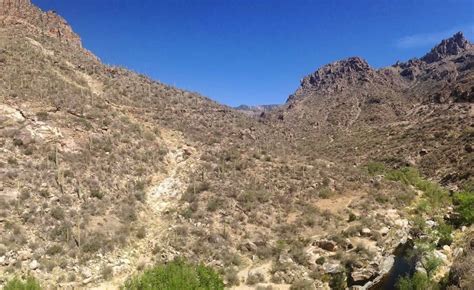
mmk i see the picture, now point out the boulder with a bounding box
[351,267,376,282]
[323,261,342,274]
[442,245,451,253]
[81,267,92,278]
[361,228,372,236]
[0,256,8,266]
[241,240,258,252]
[433,250,448,263]
[17,249,32,260]
[453,248,463,258]
[425,220,437,228]
[379,227,389,236]
[247,268,265,284]
[29,260,39,270]
[13,130,34,146]
[380,255,395,274]
[315,240,338,252]
[279,253,293,264]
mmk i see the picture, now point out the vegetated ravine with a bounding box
[369,242,417,290]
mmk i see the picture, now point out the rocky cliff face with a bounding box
[0,0,81,47]
[421,32,472,63]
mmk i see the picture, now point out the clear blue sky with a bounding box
[34,0,474,106]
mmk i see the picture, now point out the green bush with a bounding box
[396,272,438,290]
[436,222,453,247]
[453,191,474,225]
[4,276,42,290]
[122,259,224,290]
[423,255,442,278]
[366,162,386,175]
[329,272,346,290]
[385,167,450,207]
[386,167,420,185]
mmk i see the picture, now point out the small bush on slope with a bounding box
[122,259,224,290]
[4,276,41,290]
[396,272,438,290]
[453,190,474,225]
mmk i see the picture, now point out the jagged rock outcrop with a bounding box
[271,32,473,132]
[299,57,373,90]
[421,32,472,63]
[0,0,81,47]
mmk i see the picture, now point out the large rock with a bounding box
[315,240,338,252]
[351,267,377,282]
[29,259,39,270]
[323,261,342,274]
[361,228,372,236]
[279,253,293,264]
[241,240,258,252]
[380,255,395,274]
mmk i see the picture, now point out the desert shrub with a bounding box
[329,272,346,290]
[366,162,385,175]
[45,244,63,256]
[386,167,449,207]
[348,212,357,222]
[319,188,334,199]
[224,268,240,286]
[4,276,41,290]
[423,255,443,278]
[136,227,147,239]
[453,190,474,225]
[7,157,17,165]
[101,265,113,280]
[290,279,314,290]
[186,181,210,195]
[386,167,421,185]
[396,272,436,290]
[206,197,223,212]
[122,258,224,290]
[35,111,48,121]
[316,256,325,265]
[435,222,453,247]
[90,188,104,199]
[246,272,265,285]
[81,233,108,253]
[50,207,65,220]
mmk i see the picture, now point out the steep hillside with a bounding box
[0,1,262,287]
[268,33,473,187]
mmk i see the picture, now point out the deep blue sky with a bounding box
[34,0,474,106]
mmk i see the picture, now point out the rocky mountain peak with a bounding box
[421,32,472,63]
[298,56,374,91]
[0,0,82,47]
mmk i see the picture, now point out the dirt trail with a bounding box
[88,129,198,290]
